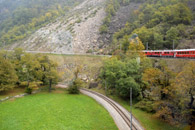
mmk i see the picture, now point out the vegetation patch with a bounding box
[0,93,118,130]
[98,37,195,128]
[111,0,194,51]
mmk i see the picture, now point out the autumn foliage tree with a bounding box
[0,57,18,92]
[168,62,195,125]
[0,49,59,94]
[136,60,195,126]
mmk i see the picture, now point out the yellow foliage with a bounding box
[142,68,163,87]
[127,37,145,58]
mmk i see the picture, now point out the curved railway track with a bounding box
[80,88,144,130]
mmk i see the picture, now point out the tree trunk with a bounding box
[49,79,52,92]
[189,88,194,109]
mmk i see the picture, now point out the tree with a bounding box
[165,27,179,49]
[100,57,141,99]
[99,25,108,34]
[127,36,145,59]
[38,55,59,92]
[0,57,18,92]
[68,66,84,94]
[68,78,83,94]
[169,61,195,125]
[138,4,155,24]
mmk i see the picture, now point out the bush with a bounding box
[25,87,32,94]
[135,99,155,113]
[68,78,84,94]
[99,25,108,34]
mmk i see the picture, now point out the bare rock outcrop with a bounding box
[8,0,106,54]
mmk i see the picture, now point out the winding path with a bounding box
[80,88,144,130]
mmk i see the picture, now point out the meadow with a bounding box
[0,91,118,130]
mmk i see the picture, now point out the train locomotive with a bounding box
[144,49,195,58]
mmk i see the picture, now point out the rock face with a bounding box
[8,0,106,54]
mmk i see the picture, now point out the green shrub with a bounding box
[25,87,32,94]
[68,78,83,94]
[135,99,155,113]
[99,25,108,34]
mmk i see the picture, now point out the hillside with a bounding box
[0,0,194,54]
[0,0,85,45]
[4,0,106,54]
[106,0,195,54]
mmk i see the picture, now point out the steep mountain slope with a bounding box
[0,0,84,44]
[6,0,106,54]
[98,2,141,50]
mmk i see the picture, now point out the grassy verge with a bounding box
[0,89,118,130]
[91,88,183,130]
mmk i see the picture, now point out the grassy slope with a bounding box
[91,88,183,130]
[0,92,118,130]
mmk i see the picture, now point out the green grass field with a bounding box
[0,92,118,130]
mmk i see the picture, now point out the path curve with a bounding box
[80,88,144,130]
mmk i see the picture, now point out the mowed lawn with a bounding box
[0,93,118,130]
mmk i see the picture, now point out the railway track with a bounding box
[80,88,144,130]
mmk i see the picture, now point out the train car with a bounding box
[144,49,195,58]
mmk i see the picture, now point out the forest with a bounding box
[100,0,194,51]
[0,0,84,46]
[99,37,195,126]
[0,49,59,94]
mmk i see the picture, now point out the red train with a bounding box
[144,49,195,58]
